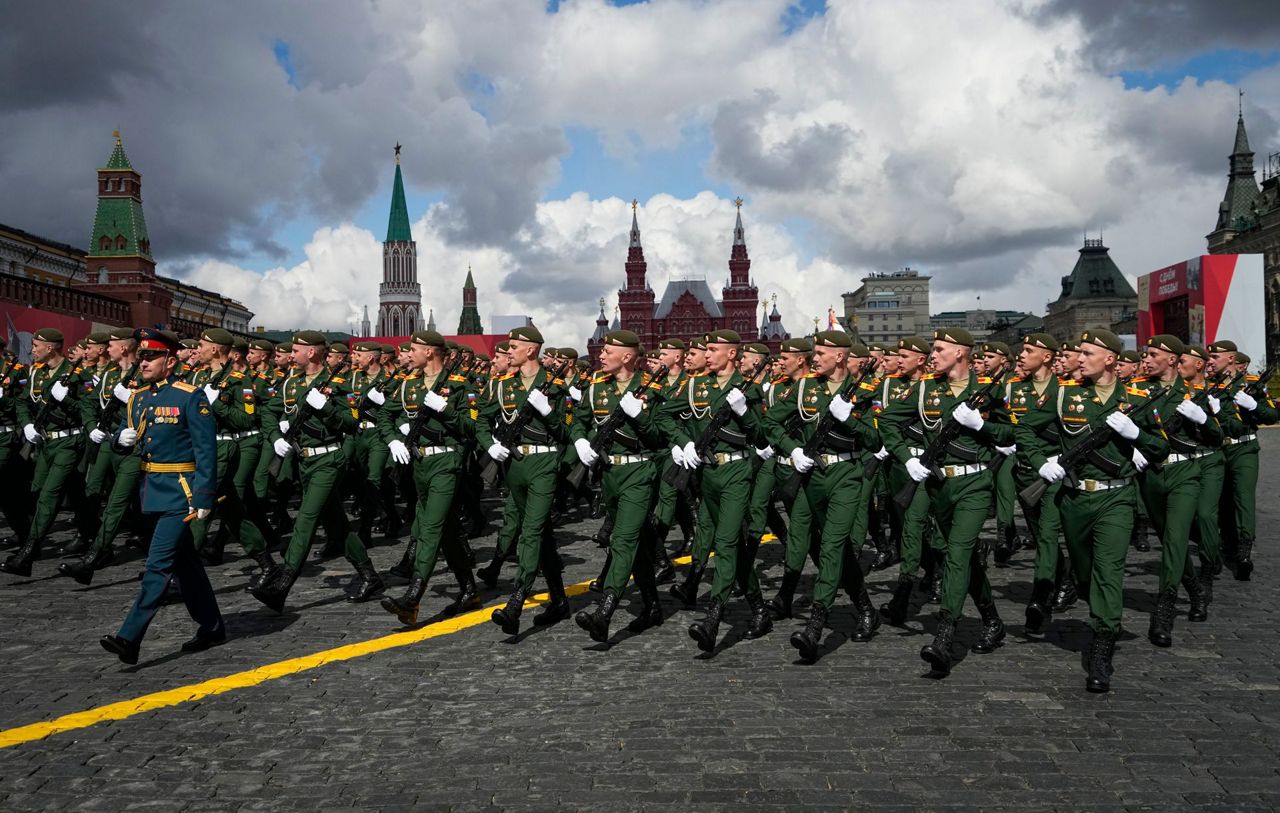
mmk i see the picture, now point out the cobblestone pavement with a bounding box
[2,436,1280,810]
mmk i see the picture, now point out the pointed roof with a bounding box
[733,197,746,247]
[104,130,133,170]
[610,308,620,330]
[590,298,610,343]
[426,308,436,331]
[1234,111,1252,155]
[653,279,725,319]
[629,199,642,248]
[386,148,412,243]
[1214,98,1263,233]
[1054,238,1136,302]
[464,266,475,288]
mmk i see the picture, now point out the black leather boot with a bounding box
[1024,578,1055,635]
[575,589,619,642]
[789,602,828,662]
[1236,535,1254,580]
[628,582,664,633]
[250,565,297,613]
[688,598,724,652]
[534,569,571,626]
[389,540,417,580]
[593,513,615,548]
[1131,515,1150,552]
[1199,567,1215,607]
[491,583,529,634]
[850,588,881,642]
[59,546,116,586]
[1147,586,1177,647]
[54,536,93,558]
[345,559,385,602]
[992,523,1015,566]
[380,576,428,625]
[476,551,507,589]
[1085,628,1117,693]
[588,550,612,593]
[744,591,773,639]
[653,530,677,584]
[880,575,916,626]
[669,559,706,608]
[1183,568,1208,622]
[872,532,901,571]
[971,602,1006,653]
[766,569,801,620]
[0,538,42,577]
[444,571,482,617]
[247,551,281,592]
[920,612,957,674]
[1051,570,1078,613]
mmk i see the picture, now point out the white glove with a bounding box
[619,391,643,418]
[0,386,3,399]
[996,444,1016,457]
[569,386,583,402]
[1234,390,1259,411]
[203,384,220,404]
[761,382,772,394]
[1106,411,1139,440]
[1132,449,1149,472]
[874,446,889,461]
[574,438,599,466]
[1176,399,1207,425]
[117,427,137,447]
[1038,456,1066,483]
[113,382,132,403]
[827,395,853,422]
[89,428,108,444]
[366,389,386,406]
[49,381,69,402]
[273,438,292,457]
[682,440,700,467]
[422,391,447,413]
[790,447,814,473]
[725,387,747,416]
[22,424,40,443]
[278,420,290,434]
[756,445,775,461]
[671,445,688,467]
[388,439,411,465]
[487,442,510,462]
[953,402,984,431]
[398,423,411,436]
[1207,395,1221,415]
[525,389,551,416]
[305,388,328,410]
[905,457,931,483]
[196,508,211,521]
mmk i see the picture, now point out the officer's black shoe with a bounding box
[100,634,140,665]
[628,584,664,633]
[920,613,957,674]
[247,551,281,592]
[766,569,801,620]
[1051,573,1078,613]
[1024,578,1055,635]
[476,555,505,589]
[444,573,482,618]
[55,536,93,558]
[250,565,297,613]
[0,538,41,577]
[1183,569,1208,623]
[850,588,881,642]
[1085,629,1117,694]
[1147,586,1177,648]
[744,591,773,639]
[1235,536,1254,581]
[389,541,417,580]
[880,576,916,626]
[181,625,227,653]
[992,523,1015,566]
[345,560,385,603]
[789,602,828,663]
[669,561,705,609]
[688,598,725,652]
[491,584,528,635]
[575,589,619,642]
[381,577,427,626]
[60,547,116,586]
[971,603,1006,653]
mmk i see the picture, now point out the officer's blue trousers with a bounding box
[118,512,223,644]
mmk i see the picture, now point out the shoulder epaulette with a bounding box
[330,376,346,384]
[1007,375,1026,383]
[859,381,876,391]
[1058,378,1080,386]
[977,376,993,384]
[448,374,467,383]
[802,372,819,379]
[1191,382,1205,391]
[1247,375,1260,381]
[73,366,84,374]
[1128,376,1149,383]
[230,370,245,379]
[172,381,197,393]
[497,372,516,381]
[921,373,938,380]
[591,373,610,384]
[1125,385,1147,397]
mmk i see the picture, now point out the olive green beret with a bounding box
[495,340,511,353]
[180,338,199,349]
[646,349,660,359]
[85,332,110,346]
[658,338,685,350]
[688,336,708,351]
[557,347,580,360]
[250,339,275,352]
[352,340,382,352]
[813,330,851,348]
[1147,334,1185,355]
[327,343,349,355]
[1021,333,1059,352]
[381,343,395,354]
[1183,345,1208,361]
[1081,328,1122,354]
[200,327,234,347]
[898,336,931,355]
[868,342,890,353]
[411,330,446,348]
[398,342,411,352]
[744,342,770,355]
[981,341,1010,357]
[780,338,812,353]
[108,327,135,341]
[293,330,328,347]
[508,325,544,344]
[1207,339,1237,353]
[706,329,741,345]
[603,330,640,348]
[848,342,871,358]
[932,328,974,347]
[276,341,293,353]
[1236,352,1252,365]
[1118,349,1142,363]
[33,328,64,343]
[231,338,249,354]
[1060,339,1081,352]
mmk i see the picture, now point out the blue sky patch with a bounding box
[1117,48,1280,90]
[272,39,301,90]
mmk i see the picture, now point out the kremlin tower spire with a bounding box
[721,197,759,339]
[376,142,423,336]
[618,198,657,346]
[457,266,483,335]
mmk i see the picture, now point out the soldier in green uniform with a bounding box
[479,326,574,635]
[344,339,402,548]
[865,344,899,571]
[1130,334,1222,648]
[1016,329,1168,691]
[257,341,295,533]
[842,343,883,567]
[979,342,1023,566]
[250,331,384,611]
[1116,349,1151,553]
[2,329,85,577]
[379,330,481,625]
[764,331,882,661]
[571,330,669,641]
[99,328,224,665]
[475,341,519,588]
[1179,345,1229,610]
[878,328,1013,675]
[0,339,32,547]
[648,338,694,581]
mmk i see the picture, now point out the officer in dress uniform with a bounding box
[99,329,224,665]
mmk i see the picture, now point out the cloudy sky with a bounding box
[2,0,1278,347]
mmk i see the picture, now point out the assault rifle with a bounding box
[775,365,874,505]
[267,361,348,479]
[1154,368,1236,441]
[479,359,574,488]
[1242,361,1279,402]
[80,363,143,473]
[563,364,667,492]
[403,353,465,462]
[893,375,1005,509]
[355,362,411,423]
[1018,398,1137,507]
[19,364,80,462]
[661,358,770,494]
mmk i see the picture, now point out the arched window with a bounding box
[116,235,126,250]
[99,235,111,251]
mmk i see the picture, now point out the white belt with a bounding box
[908,447,925,457]
[358,421,376,430]
[1073,477,1129,492]
[1224,434,1258,446]
[607,453,651,466]
[217,430,259,441]
[517,444,558,455]
[299,443,341,458]
[0,425,13,434]
[46,429,81,440]
[818,452,856,467]
[1166,450,1208,464]
[416,445,455,457]
[711,451,749,465]
[939,463,985,478]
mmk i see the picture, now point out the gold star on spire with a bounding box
[734,196,744,210]
[631,198,638,212]
[112,129,121,145]
[394,142,402,164]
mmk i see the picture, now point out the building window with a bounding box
[116,235,126,250]
[99,235,111,251]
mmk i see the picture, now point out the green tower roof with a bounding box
[464,267,475,288]
[385,150,412,243]
[90,132,151,259]
[104,130,132,170]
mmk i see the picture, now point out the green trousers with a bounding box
[601,460,659,593]
[777,463,820,574]
[191,440,267,556]
[90,452,142,554]
[407,449,470,581]
[745,457,776,542]
[0,434,31,539]
[695,457,755,603]
[796,460,865,608]
[1191,451,1224,570]
[892,463,941,578]
[344,429,394,538]
[1139,458,1200,592]
[281,448,368,571]
[1013,464,1064,583]
[993,455,1016,526]
[29,435,84,541]
[1220,441,1259,549]
[1057,483,1134,633]
[926,470,994,619]
[506,450,562,590]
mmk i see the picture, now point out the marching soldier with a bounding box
[475,341,518,588]
[345,339,402,546]
[980,342,1023,566]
